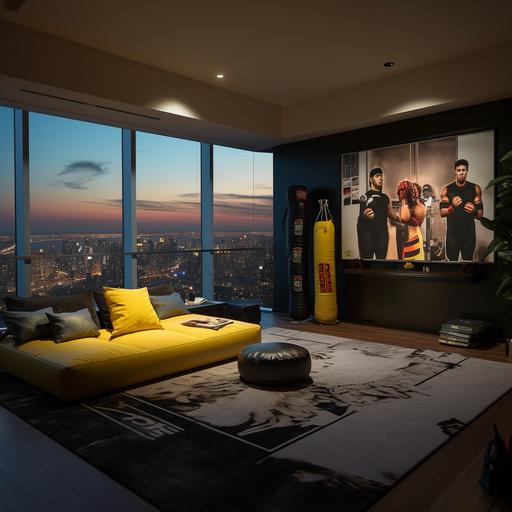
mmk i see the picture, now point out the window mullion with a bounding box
[122,129,136,288]
[200,142,213,299]
[14,109,31,297]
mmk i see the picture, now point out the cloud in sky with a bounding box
[83,192,272,217]
[87,198,200,213]
[55,160,109,190]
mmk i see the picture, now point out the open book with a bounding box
[181,317,234,330]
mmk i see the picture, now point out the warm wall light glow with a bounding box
[153,101,201,120]
[216,74,224,79]
[385,98,450,116]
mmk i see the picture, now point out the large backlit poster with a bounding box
[341,130,494,262]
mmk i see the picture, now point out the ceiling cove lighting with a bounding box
[216,74,225,79]
[385,97,450,116]
[153,100,201,119]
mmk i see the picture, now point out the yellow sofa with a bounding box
[0,314,261,401]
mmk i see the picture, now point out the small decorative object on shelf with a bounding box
[186,300,226,318]
[479,424,512,496]
[403,262,415,271]
[352,258,363,269]
[186,297,207,306]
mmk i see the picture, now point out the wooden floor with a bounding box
[0,312,510,512]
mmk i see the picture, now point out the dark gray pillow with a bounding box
[0,307,54,345]
[4,292,100,328]
[150,292,188,319]
[46,308,100,343]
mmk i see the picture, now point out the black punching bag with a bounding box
[287,185,310,320]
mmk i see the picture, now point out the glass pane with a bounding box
[0,106,15,304]
[137,249,201,299]
[29,113,123,295]
[31,252,123,296]
[213,247,273,306]
[136,132,201,295]
[213,146,273,307]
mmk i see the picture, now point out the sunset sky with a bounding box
[0,108,273,236]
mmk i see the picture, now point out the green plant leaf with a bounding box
[500,150,512,162]
[497,274,512,296]
[486,174,512,189]
[485,152,512,303]
[500,151,512,170]
[501,290,512,301]
[498,251,512,262]
[485,238,509,256]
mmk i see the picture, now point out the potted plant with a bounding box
[480,150,512,352]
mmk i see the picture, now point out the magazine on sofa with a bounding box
[181,317,234,330]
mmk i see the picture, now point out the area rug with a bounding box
[0,328,511,512]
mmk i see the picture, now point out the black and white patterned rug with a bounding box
[1,328,511,512]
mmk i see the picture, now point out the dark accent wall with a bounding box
[273,99,512,334]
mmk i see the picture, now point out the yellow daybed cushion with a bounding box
[0,315,261,401]
[104,286,163,338]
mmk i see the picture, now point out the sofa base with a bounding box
[0,315,261,401]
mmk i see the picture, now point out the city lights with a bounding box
[1,232,273,307]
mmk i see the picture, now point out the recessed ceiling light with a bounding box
[383,62,396,68]
[216,74,224,79]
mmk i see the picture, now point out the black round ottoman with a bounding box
[238,342,311,385]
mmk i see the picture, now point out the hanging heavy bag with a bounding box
[287,185,310,320]
[314,199,338,324]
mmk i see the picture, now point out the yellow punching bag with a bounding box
[314,199,338,324]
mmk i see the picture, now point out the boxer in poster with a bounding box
[397,180,427,260]
[440,159,483,261]
[357,167,398,259]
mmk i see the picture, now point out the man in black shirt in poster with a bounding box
[440,159,483,261]
[357,167,398,259]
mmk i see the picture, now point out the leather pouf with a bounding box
[238,342,311,385]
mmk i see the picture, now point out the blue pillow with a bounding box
[150,292,188,319]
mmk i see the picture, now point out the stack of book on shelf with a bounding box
[439,318,492,348]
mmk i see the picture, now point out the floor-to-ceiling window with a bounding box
[29,113,123,296]
[0,107,15,304]
[1,105,273,305]
[213,146,273,307]
[136,132,201,297]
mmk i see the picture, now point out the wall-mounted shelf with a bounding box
[343,268,477,282]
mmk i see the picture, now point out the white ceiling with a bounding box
[2,0,512,106]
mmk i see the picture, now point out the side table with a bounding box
[186,300,227,317]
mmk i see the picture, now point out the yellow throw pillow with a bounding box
[104,287,163,338]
